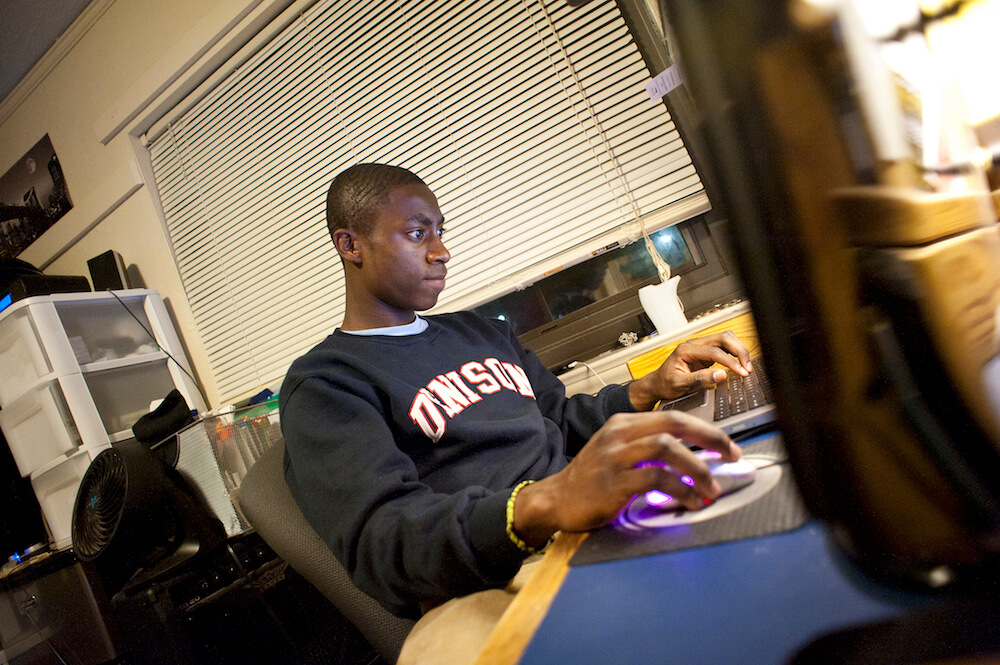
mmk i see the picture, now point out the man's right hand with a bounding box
[510,410,740,548]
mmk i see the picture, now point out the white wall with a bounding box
[0,0,295,407]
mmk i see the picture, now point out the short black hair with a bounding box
[325,163,426,239]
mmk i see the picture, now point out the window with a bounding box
[147,0,708,402]
[474,223,699,336]
[474,214,744,371]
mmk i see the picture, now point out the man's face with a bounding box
[356,183,450,319]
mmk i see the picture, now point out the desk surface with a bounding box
[519,523,926,664]
[473,432,998,665]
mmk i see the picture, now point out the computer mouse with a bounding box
[644,450,757,510]
[701,451,758,494]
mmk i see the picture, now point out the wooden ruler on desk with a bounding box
[473,530,588,665]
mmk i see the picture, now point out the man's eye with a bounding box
[408,229,424,239]
[438,228,446,238]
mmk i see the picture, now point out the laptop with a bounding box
[657,356,777,439]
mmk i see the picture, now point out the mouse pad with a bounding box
[569,431,810,567]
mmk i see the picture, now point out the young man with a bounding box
[280,163,753,618]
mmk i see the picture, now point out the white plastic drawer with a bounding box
[83,359,178,439]
[0,307,53,405]
[54,297,159,365]
[30,444,111,550]
[0,377,85,477]
[0,300,91,406]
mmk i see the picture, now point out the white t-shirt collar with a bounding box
[341,315,428,337]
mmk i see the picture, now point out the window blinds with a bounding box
[148,0,703,403]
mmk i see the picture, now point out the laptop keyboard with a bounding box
[714,356,773,420]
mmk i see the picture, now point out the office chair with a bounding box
[235,438,415,664]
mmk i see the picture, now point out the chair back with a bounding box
[236,439,415,663]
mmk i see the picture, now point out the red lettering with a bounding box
[444,371,483,404]
[409,391,446,442]
[484,357,516,391]
[503,362,535,398]
[427,375,471,417]
[461,361,501,395]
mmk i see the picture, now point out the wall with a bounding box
[0,0,293,407]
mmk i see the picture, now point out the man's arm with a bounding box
[494,320,637,453]
[628,331,753,411]
[508,323,753,445]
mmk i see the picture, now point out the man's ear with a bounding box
[333,228,362,265]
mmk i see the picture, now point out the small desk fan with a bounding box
[72,439,225,596]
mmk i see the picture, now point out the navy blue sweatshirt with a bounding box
[279,311,633,617]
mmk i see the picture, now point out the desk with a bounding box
[474,431,1000,665]
[520,524,921,664]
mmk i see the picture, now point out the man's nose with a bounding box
[428,236,450,263]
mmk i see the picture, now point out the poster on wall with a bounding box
[0,135,73,259]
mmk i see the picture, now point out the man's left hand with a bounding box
[628,331,752,411]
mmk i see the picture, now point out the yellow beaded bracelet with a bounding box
[505,480,552,555]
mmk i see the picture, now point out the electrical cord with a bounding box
[105,289,211,410]
[14,589,76,665]
[746,455,789,471]
[567,360,607,386]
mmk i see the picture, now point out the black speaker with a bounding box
[87,250,130,291]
